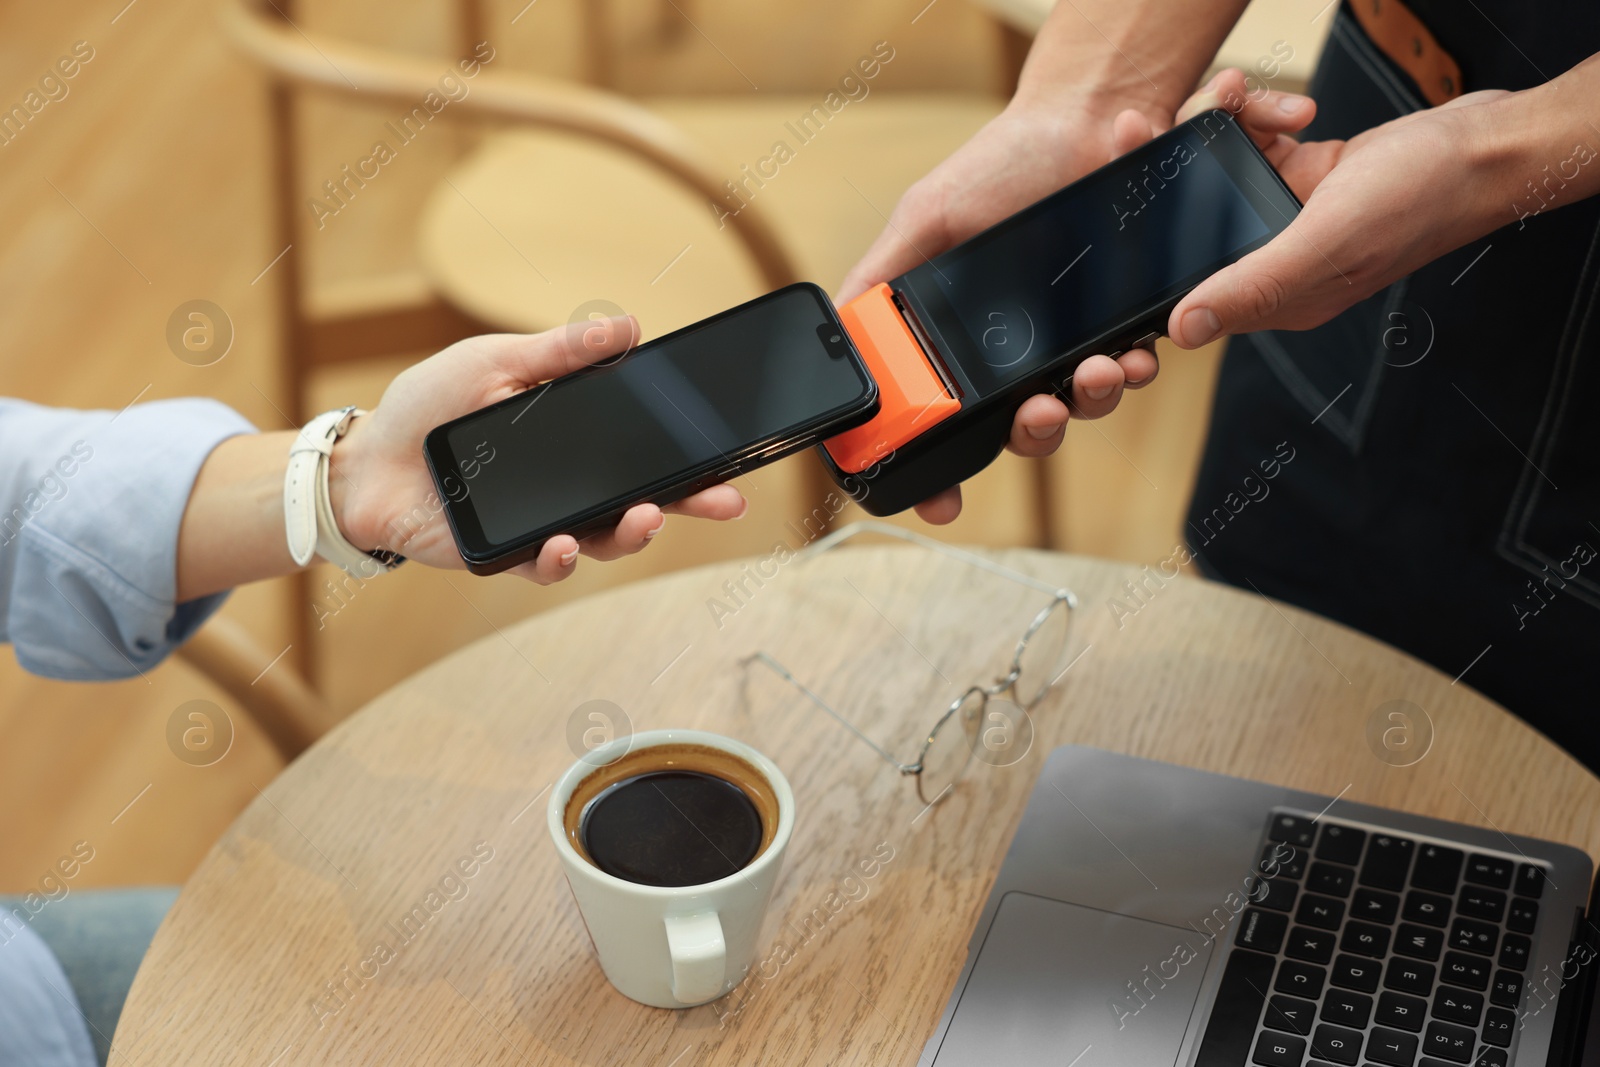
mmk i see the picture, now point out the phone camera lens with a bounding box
[829,334,842,343]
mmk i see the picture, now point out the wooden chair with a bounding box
[175,614,332,762]
[222,0,803,408]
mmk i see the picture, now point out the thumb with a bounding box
[1167,232,1329,347]
[477,315,640,385]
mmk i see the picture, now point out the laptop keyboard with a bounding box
[1194,810,1547,1067]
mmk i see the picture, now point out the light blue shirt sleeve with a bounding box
[0,397,257,681]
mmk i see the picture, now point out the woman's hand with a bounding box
[328,318,747,584]
[838,102,1163,524]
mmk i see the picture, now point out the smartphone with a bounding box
[820,109,1303,515]
[425,282,878,574]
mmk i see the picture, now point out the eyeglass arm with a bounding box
[802,521,1076,605]
[741,652,919,775]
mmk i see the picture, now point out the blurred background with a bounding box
[0,0,1328,891]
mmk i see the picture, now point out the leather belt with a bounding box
[1348,0,1463,107]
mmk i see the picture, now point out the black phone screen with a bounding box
[901,115,1287,395]
[429,284,872,553]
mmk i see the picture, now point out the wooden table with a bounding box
[114,542,1600,1065]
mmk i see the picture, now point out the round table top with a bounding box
[114,539,1600,1064]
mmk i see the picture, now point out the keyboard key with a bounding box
[1309,862,1355,898]
[1366,1026,1420,1067]
[1431,986,1483,1026]
[1403,890,1452,927]
[1331,954,1381,993]
[1419,1059,1459,1067]
[1448,918,1498,956]
[1360,835,1415,891]
[1394,923,1444,962]
[1376,990,1428,1031]
[1247,874,1300,911]
[1340,921,1391,958]
[1264,843,1307,880]
[1254,1029,1307,1067]
[1384,958,1436,996]
[1514,863,1545,899]
[1270,813,1318,848]
[1498,934,1531,971]
[1440,951,1491,991]
[1286,926,1337,964]
[1482,1007,1515,1046]
[1277,959,1327,999]
[1489,970,1523,1008]
[1195,949,1275,1067]
[1353,889,1401,925]
[1457,886,1505,922]
[1237,908,1290,953]
[1472,1051,1509,1067]
[1463,854,1513,889]
[1310,1023,1363,1065]
[1507,898,1538,935]
[1297,894,1346,930]
[1422,1020,1476,1063]
[1320,989,1371,1029]
[1266,994,1317,1035]
[1412,845,1464,894]
[1316,824,1367,866]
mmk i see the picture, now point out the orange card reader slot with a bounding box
[824,283,961,473]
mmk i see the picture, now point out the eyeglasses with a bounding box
[742,521,1080,807]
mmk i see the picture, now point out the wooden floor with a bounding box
[0,0,1229,890]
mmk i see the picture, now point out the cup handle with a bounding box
[664,909,725,1004]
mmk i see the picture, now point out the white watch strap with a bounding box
[284,407,402,577]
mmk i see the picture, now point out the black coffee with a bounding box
[579,770,763,887]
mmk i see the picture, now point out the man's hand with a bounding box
[1162,68,1521,348]
[329,318,746,584]
[838,102,1163,524]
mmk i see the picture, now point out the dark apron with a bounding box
[1188,0,1600,769]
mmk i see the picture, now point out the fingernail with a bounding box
[1085,384,1114,401]
[1025,422,1063,441]
[644,521,664,540]
[733,498,749,520]
[1181,307,1222,347]
[1277,93,1307,114]
[559,547,579,566]
[1200,71,1221,93]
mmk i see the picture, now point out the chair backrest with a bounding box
[175,614,332,761]
[220,0,802,294]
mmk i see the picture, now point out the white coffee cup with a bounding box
[546,728,795,1009]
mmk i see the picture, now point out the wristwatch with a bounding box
[283,406,405,578]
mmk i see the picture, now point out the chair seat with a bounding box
[417,93,1001,338]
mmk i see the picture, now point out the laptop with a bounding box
[918,746,1598,1067]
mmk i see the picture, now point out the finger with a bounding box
[1111,108,1158,158]
[475,315,642,387]
[1168,226,1336,346]
[1118,348,1160,389]
[662,483,747,521]
[573,504,666,562]
[578,488,749,564]
[839,221,941,305]
[912,484,963,525]
[1007,393,1070,457]
[838,183,954,303]
[511,534,580,584]
[1068,354,1127,418]
[1177,68,1315,150]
